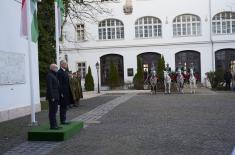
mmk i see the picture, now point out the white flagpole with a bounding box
[26,0,37,124]
[55,1,60,66]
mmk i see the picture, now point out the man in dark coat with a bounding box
[57,60,71,124]
[224,70,233,90]
[46,64,61,130]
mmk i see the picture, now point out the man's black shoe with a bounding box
[61,122,70,125]
[68,105,73,108]
[73,104,79,107]
[50,126,63,130]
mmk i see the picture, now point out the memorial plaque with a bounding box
[0,51,26,85]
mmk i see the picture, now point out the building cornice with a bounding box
[61,40,235,51]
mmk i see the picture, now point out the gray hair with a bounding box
[50,64,58,70]
[60,60,67,65]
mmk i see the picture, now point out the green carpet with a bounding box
[28,121,84,141]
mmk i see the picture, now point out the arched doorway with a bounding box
[175,50,201,79]
[137,52,161,72]
[137,52,161,82]
[215,49,235,72]
[100,54,124,86]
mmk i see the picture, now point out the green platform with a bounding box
[28,121,84,141]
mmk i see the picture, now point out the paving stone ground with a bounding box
[2,93,134,155]
[0,95,120,154]
[1,89,235,155]
[50,90,235,155]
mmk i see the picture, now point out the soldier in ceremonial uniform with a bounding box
[69,73,80,107]
[77,71,83,99]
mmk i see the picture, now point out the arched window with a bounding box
[98,19,124,40]
[173,14,201,36]
[135,16,162,38]
[212,12,235,34]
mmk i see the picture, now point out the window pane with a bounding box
[111,20,115,26]
[139,26,143,37]
[154,25,158,36]
[227,21,231,33]
[135,26,139,38]
[148,17,152,24]
[192,23,196,35]
[153,18,157,24]
[144,26,148,37]
[187,23,191,35]
[182,23,186,35]
[158,27,162,36]
[101,21,106,27]
[197,23,200,35]
[182,15,186,22]
[212,22,216,34]
[173,24,177,36]
[99,29,102,40]
[148,26,152,37]
[107,28,111,39]
[177,24,181,35]
[187,16,191,22]
[144,17,148,24]
[217,22,221,33]
[111,28,115,39]
[121,27,124,38]
[232,21,235,33]
[222,21,227,33]
[103,28,106,39]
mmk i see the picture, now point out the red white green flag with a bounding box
[55,0,65,38]
[21,0,39,43]
[56,0,65,38]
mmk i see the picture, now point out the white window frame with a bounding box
[173,14,201,37]
[212,12,235,35]
[76,24,85,41]
[135,16,162,38]
[77,62,86,79]
[98,19,124,40]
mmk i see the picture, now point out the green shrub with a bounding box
[84,66,94,91]
[157,55,165,82]
[206,69,225,89]
[108,62,121,89]
[133,58,144,90]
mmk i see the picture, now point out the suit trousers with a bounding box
[48,100,58,128]
[60,98,68,123]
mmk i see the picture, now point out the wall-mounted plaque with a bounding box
[127,68,133,76]
[0,51,26,85]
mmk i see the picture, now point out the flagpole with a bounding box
[26,0,37,124]
[55,1,60,66]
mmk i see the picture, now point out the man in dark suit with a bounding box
[46,64,61,130]
[57,60,71,124]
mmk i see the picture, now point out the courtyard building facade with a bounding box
[61,0,235,89]
[0,0,40,122]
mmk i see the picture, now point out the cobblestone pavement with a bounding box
[50,91,235,155]
[0,95,120,154]
[2,94,135,155]
[72,93,136,124]
[3,142,60,155]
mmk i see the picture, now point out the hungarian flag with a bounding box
[56,0,65,38]
[21,0,39,43]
